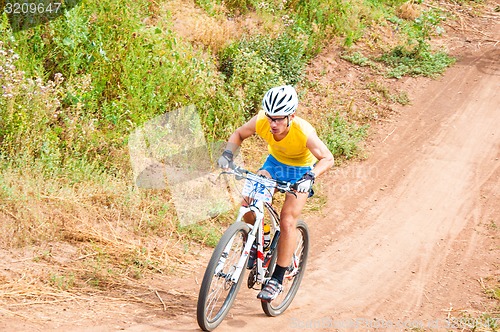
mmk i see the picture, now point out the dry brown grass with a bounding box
[396,1,422,21]
[0,243,199,319]
[162,0,281,54]
[0,164,207,297]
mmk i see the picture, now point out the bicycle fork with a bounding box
[214,203,265,284]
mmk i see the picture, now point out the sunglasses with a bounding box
[266,114,288,123]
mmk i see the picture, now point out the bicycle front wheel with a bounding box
[197,222,250,331]
[261,219,309,317]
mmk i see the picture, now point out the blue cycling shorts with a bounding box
[259,154,313,184]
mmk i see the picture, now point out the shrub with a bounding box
[380,9,455,77]
[219,32,308,117]
[0,41,65,172]
[380,46,455,78]
[1,0,246,174]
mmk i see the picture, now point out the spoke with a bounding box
[204,230,245,322]
[206,283,223,320]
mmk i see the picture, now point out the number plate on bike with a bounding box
[241,174,275,203]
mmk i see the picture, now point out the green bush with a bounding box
[380,46,455,78]
[0,0,243,174]
[219,33,308,117]
[290,0,388,48]
[0,40,65,172]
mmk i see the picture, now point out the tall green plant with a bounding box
[0,41,64,171]
[380,9,455,78]
[219,32,307,117]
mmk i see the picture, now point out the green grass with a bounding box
[381,8,456,78]
[1,1,241,175]
[340,51,374,67]
[366,80,410,106]
[338,6,456,78]
[178,219,229,248]
[49,273,76,290]
[320,114,369,163]
[379,46,455,78]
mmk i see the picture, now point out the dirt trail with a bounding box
[183,24,500,332]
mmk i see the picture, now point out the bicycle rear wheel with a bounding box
[197,222,250,331]
[261,219,309,317]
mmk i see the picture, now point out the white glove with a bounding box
[294,171,315,193]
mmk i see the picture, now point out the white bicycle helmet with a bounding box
[262,85,298,117]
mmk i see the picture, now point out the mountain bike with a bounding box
[196,165,309,331]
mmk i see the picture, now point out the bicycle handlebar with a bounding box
[221,165,297,196]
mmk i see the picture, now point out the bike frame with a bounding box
[224,181,281,286]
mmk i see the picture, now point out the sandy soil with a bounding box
[1,3,499,332]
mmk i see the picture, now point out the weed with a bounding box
[195,0,253,16]
[391,90,410,105]
[485,276,500,301]
[320,114,369,163]
[380,45,455,78]
[341,51,374,67]
[125,247,158,279]
[49,273,75,290]
[380,9,455,78]
[178,220,227,247]
[487,219,498,230]
[1,0,244,176]
[366,81,410,106]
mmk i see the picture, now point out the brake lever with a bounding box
[278,184,297,198]
[289,182,299,198]
[214,169,235,183]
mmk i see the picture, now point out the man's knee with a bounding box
[242,208,256,224]
[257,169,272,178]
[279,214,297,231]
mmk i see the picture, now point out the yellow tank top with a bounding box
[255,110,317,167]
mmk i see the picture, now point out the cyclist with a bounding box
[217,85,334,302]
